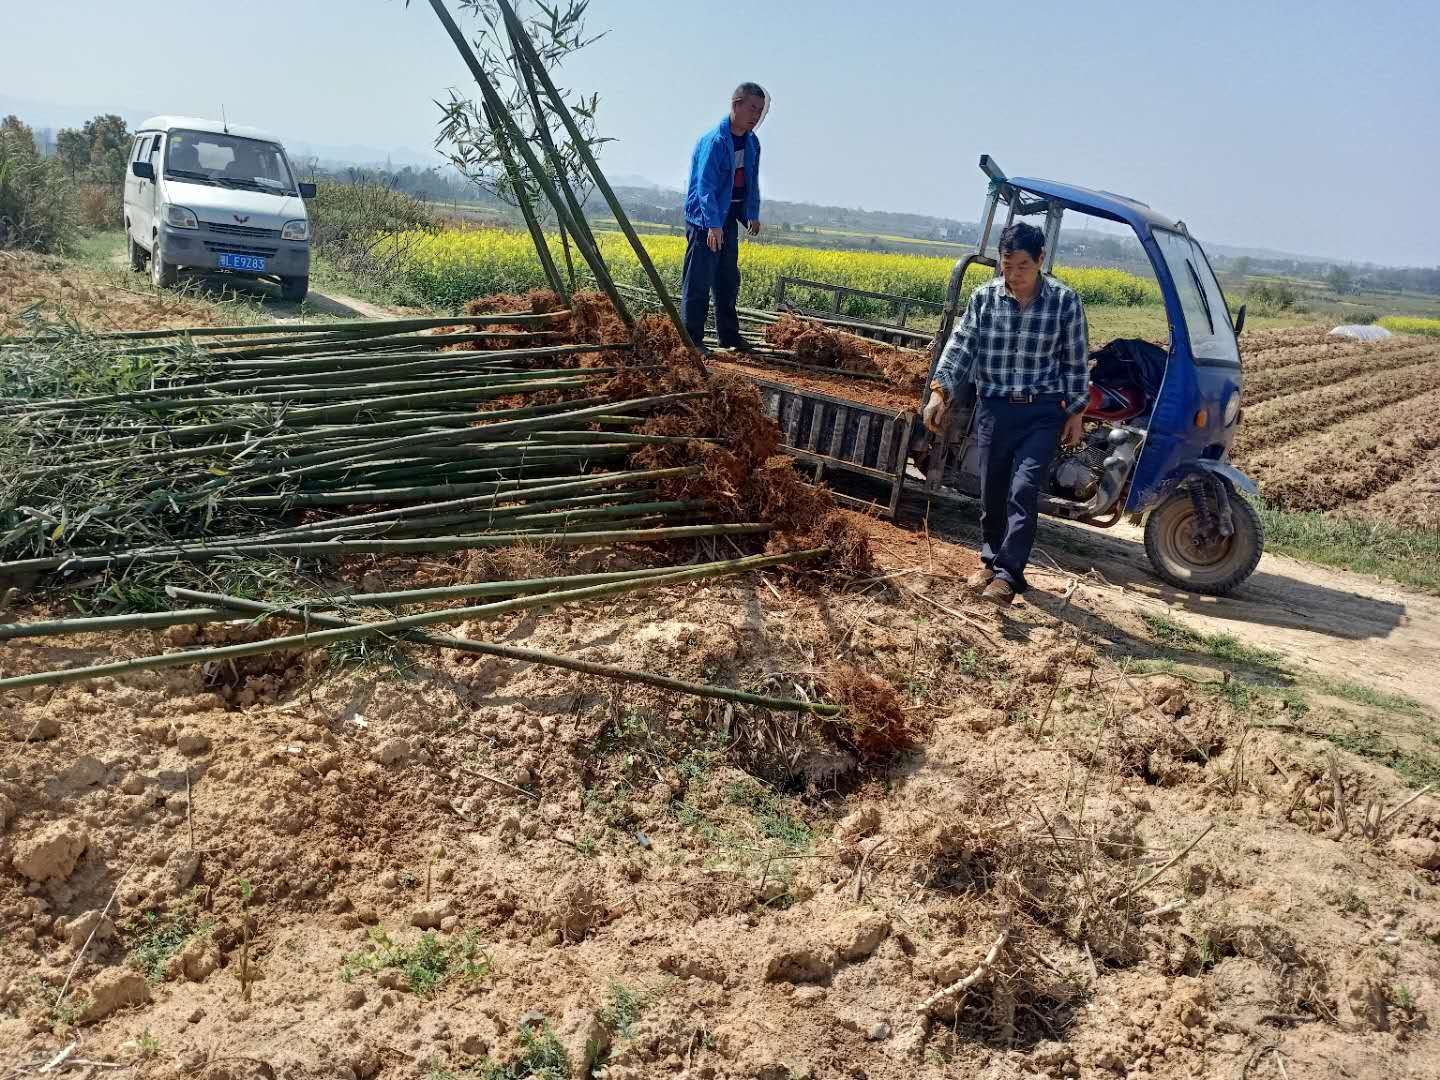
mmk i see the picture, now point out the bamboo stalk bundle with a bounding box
[0,9,858,721]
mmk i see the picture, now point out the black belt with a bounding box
[984,392,1062,404]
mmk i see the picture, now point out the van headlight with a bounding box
[164,204,198,230]
[1223,391,1241,427]
[281,219,310,241]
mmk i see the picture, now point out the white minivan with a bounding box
[124,116,315,301]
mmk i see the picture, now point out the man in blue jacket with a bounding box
[681,83,766,353]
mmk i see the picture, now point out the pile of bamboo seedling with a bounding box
[0,315,837,711]
[0,1,849,714]
[0,312,744,573]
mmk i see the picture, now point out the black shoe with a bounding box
[719,339,756,354]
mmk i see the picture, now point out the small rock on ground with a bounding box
[1392,837,1440,870]
[78,967,150,1023]
[373,738,411,766]
[12,821,88,882]
[828,909,890,961]
[764,944,835,984]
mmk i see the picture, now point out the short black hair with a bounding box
[733,82,767,102]
[998,222,1045,261]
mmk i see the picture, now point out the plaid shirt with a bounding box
[933,274,1090,415]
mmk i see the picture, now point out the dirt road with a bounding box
[896,492,1440,715]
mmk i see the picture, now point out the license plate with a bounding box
[218,253,266,272]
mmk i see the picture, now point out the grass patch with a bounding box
[339,928,491,996]
[69,229,126,268]
[599,980,663,1040]
[1141,612,1287,670]
[722,780,815,849]
[124,908,212,984]
[1254,501,1440,595]
[326,634,416,679]
[1317,679,1426,717]
[1324,730,1440,790]
[477,1023,572,1080]
[671,779,815,904]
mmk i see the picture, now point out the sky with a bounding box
[4,0,1438,266]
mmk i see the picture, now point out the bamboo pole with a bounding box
[497,0,703,363]
[484,98,568,298]
[326,550,815,608]
[557,221,577,290]
[5,343,598,412]
[38,523,771,575]
[0,312,570,347]
[208,392,698,479]
[168,548,815,628]
[0,550,820,641]
[273,466,699,533]
[0,608,233,641]
[508,29,605,278]
[61,367,606,415]
[176,591,841,715]
[421,0,633,326]
[18,394,622,480]
[0,550,825,705]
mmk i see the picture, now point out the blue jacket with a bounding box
[684,117,761,229]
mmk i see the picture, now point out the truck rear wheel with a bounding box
[280,276,308,302]
[127,232,146,272]
[1144,489,1263,596]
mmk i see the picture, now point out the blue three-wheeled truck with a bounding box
[750,155,1263,596]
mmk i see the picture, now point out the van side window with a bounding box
[148,136,161,159]
[129,136,145,162]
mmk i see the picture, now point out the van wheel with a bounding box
[1144,488,1264,596]
[150,235,177,289]
[280,276,308,302]
[127,233,147,272]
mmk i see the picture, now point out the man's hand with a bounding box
[1061,412,1084,447]
[747,219,761,237]
[922,389,949,434]
[707,227,724,252]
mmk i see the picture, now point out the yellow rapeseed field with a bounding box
[1377,316,1440,338]
[390,226,1161,314]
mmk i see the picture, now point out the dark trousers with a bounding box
[680,212,742,347]
[974,395,1065,592]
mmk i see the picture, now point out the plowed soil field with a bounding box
[1230,328,1440,525]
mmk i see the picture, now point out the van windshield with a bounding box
[164,130,295,194]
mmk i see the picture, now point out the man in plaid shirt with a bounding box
[922,222,1089,605]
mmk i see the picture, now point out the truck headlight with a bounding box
[281,219,310,241]
[1223,391,1241,427]
[164,204,198,230]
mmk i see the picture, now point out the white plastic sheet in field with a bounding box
[1328,324,1393,341]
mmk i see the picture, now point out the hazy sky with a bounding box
[6,0,1438,265]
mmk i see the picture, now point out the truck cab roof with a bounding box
[1007,176,1182,238]
[137,116,281,143]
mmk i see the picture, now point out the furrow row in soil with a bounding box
[1244,344,1439,405]
[1231,359,1440,458]
[1241,385,1440,511]
[1352,442,1440,527]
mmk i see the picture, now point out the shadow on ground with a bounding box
[833,476,1407,646]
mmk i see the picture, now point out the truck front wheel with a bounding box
[1144,488,1263,596]
[150,235,177,289]
[280,276,308,302]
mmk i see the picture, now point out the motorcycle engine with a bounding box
[1050,426,1114,499]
